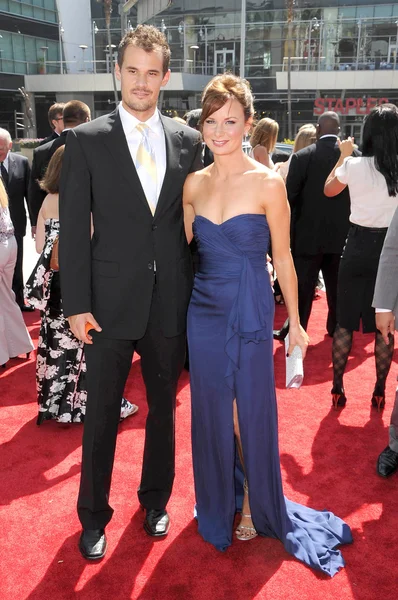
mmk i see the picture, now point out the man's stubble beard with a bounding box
[124,95,157,114]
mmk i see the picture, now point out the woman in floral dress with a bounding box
[26,147,137,424]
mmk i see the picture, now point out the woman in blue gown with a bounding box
[183,74,352,577]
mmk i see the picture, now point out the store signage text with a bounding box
[314,97,389,115]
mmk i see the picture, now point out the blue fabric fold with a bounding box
[225,254,269,389]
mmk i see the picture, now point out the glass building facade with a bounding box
[0,0,60,136]
[2,1,398,138]
[141,1,398,137]
[0,0,59,74]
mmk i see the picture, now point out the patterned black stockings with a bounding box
[332,325,394,397]
[332,325,353,392]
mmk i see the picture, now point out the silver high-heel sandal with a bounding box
[235,480,258,541]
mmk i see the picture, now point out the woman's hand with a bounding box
[338,137,355,159]
[287,324,309,359]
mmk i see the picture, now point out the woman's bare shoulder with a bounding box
[184,166,211,192]
[247,158,280,179]
[253,144,268,158]
[246,163,286,195]
[41,193,59,218]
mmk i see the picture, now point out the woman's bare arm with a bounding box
[263,173,309,356]
[324,137,354,197]
[182,173,197,244]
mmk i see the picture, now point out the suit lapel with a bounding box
[154,116,184,220]
[7,153,15,185]
[101,109,152,217]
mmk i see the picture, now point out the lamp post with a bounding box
[40,46,48,74]
[286,0,294,140]
[79,44,88,72]
[106,44,117,77]
[190,45,199,74]
[356,19,362,70]
[59,22,64,74]
[92,20,99,74]
[395,20,398,70]
[185,58,193,73]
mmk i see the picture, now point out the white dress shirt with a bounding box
[118,102,166,202]
[319,134,338,141]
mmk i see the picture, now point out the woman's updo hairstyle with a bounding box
[200,73,254,128]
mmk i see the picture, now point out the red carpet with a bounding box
[1,294,397,600]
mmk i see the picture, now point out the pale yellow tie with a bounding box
[136,123,157,215]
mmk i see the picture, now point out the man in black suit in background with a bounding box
[38,102,65,146]
[59,25,202,560]
[28,100,91,232]
[286,112,359,336]
[0,128,33,310]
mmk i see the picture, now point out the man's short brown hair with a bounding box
[117,24,170,75]
[62,100,91,126]
[48,103,65,129]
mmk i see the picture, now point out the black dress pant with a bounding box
[293,253,341,336]
[77,283,186,530]
[12,233,24,308]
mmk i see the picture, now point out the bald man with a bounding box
[286,112,360,337]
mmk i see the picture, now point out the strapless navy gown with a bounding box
[187,214,352,577]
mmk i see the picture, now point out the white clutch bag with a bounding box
[285,334,304,389]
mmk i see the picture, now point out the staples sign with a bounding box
[314,97,389,115]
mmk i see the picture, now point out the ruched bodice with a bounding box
[194,214,269,275]
[187,212,352,576]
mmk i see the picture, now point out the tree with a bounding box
[103,0,119,106]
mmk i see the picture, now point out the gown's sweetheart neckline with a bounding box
[194,213,267,227]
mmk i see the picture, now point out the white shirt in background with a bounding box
[336,156,398,228]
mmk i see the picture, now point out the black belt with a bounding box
[350,223,388,234]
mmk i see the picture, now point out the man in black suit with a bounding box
[286,112,358,336]
[28,100,91,232]
[0,128,33,310]
[185,108,214,166]
[59,25,202,560]
[38,102,65,146]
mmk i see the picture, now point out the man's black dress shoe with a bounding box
[143,509,170,537]
[78,529,107,560]
[377,446,398,478]
[20,305,35,312]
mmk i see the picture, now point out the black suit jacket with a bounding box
[286,137,360,255]
[59,109,203,339]
[29,131,68,226]
[39,131,59,146]
[6,152,31,237]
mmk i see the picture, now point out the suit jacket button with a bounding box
[152,225,158,230]
[148,262,153,270]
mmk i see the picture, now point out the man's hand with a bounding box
[376,311,395,345]
[31,226,36,238]
[68,313,102,344]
